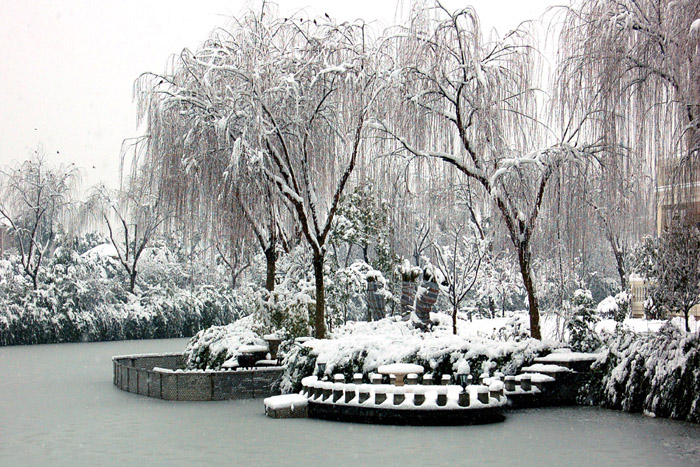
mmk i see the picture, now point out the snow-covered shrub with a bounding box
[68,232,109,255]
[597,291,629,323]
[566,288,601,352]
[492,313,531,341]
[586,272,620,305]
[263,286,314,339]
[581,323,700,422]
[325,261,372,323]
[630,235,658,280]
[183,316,267,369]
[596,296,618,319]
[0,237,244,346]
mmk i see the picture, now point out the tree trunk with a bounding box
[129,269,137,294]
[610,239,627,291]
[614,250,626,292]
[264,247,277,292]
[312,251,326,339]
[452,303,458,335]
[517,244,542,340]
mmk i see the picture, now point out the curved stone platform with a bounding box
[308,401,505,425]
[113,353,283,401]
[299,376,506,426]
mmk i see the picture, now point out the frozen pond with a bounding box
[1,338,700,465]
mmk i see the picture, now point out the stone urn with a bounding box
[263,334,283,361]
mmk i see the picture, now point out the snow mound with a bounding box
[81,243,118,259]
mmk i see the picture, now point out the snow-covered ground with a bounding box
[596,316,699,334]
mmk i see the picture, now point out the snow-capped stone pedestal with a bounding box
[264,394,309,419]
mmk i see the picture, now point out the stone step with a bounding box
[533,351,600,372]
[515,372,556,384]
[520,363,573,377]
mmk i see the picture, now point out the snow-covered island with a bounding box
[184,310,700,423]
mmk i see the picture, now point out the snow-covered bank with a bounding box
[0,246,244,346]
[0,286,243,346]
[580,324,700,423]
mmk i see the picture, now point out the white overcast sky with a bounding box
[0,0,560,190]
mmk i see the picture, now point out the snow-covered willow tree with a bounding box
[135,7,383,338]
[558,0,700,230]
[133,9,297,294]
[0,154,79,289]
[372,4,591,339]
[86,176,169,294]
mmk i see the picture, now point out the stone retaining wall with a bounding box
[113,353,283,401]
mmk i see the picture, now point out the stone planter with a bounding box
[367,277,386,321]
[263,335,282,361]
[236,353,259,368]
[414,279,439,329]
